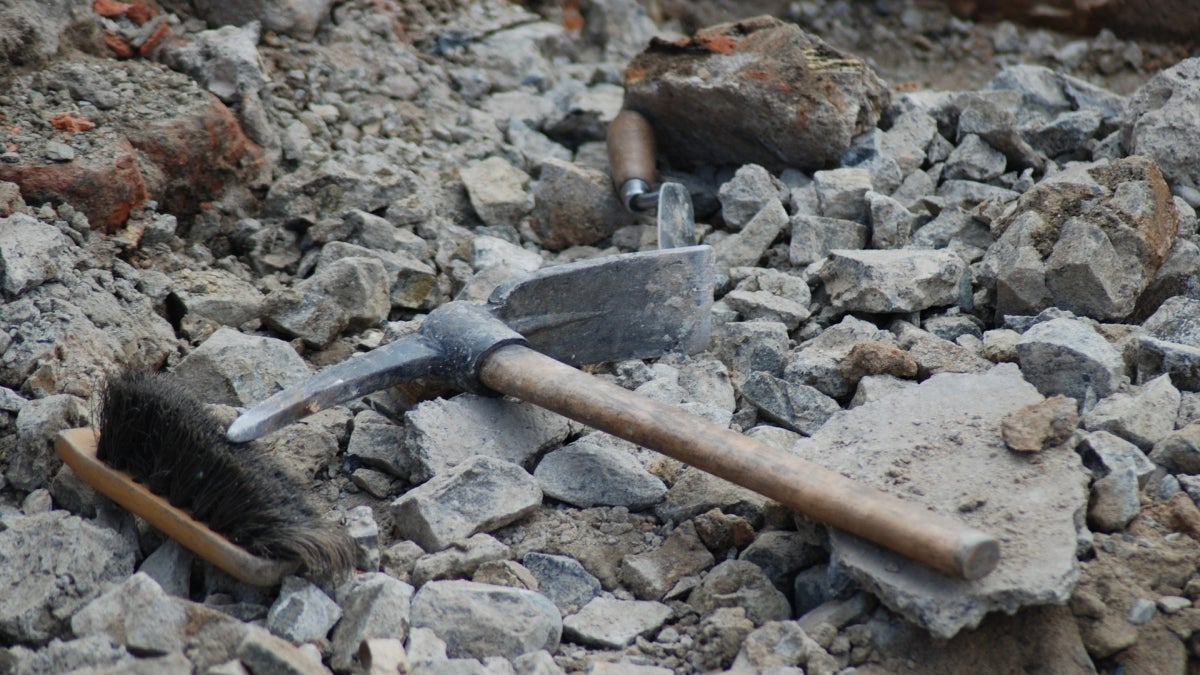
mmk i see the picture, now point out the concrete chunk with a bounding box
[790,364,1089,638]
[562,597,671,649]
[410,580,562,660]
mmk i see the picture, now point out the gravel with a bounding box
[3,0,1200,673]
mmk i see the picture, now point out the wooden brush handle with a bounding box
[479,345,1000,581]
[55,428,296,587]
[607,109,657,189]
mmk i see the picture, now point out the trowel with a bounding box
[607,109,696,249]
[226,246,1000,581]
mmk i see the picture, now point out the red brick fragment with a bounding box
[93,0,131,17]
[0,137,149,232]
[50,114,96,133]
[126,1,156,25]
[103,32,135,58]
[137,22,171,58]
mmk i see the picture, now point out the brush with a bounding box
[55,369,356,586]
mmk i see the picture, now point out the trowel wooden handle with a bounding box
[55,428,296,586]
[607,109,657,188]
[479,345,1001,581]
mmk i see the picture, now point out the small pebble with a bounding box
[44,141,76,162]
[1128,598,1157,625]
[1157,596,1192,614]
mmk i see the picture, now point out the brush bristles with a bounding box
[97,370,357,580]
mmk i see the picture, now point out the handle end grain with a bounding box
[956,531,1001,581]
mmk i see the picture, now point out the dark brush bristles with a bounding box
[96,370,356,580]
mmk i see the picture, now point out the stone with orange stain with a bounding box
[126,1,156,25]
[103,32,135,58]
[621,15,889,172]
[49,114,95,133]
[0,137,149,232]
[92,0,131,17]
[137,21,171,58]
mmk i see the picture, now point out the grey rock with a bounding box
[352,467,403,499]
[305,256,391,327]
[0,635,131,675]
[839,129,903,194]
[471,236,542,276]
[562,597,671,649]
[713,199,790,271]
[1123,57,1200,195]
[531,158,630,251]
[788,214,869,267]
[689,560,792,627]
[461,157,534,228]
[1157,596,1192,614]
[955,92,1045,170]
[522,552,601,615]
[1133,239,1200,323]
[410,580,562,660]
[161,23,266,104]
[168,268,265,329]
[534,435,666,510]
[330,573,414,672]
[793,564,838,617]
[982,328,1023,363]
[712,321,791,387]
[346,504,382,572]
[732,620,839,675]
[511,650,564,675]
[1079,431,1156,484]
[347,411,409,479]
[192,0,335,39]
[796,591,874,634]
[266,576,342,643]
[784,316,893,399]
[1149,424,1200,474]
[987,65,1073,122]
[1024,109,1103,159]
[944,134,1006,182]
[792,364,1088,638]
[621,17,888,171]
[1136,335,1200,391]
[813,168,872,222]
[849,374,918,408]
[880,108,938,175]
[655,464,770,528]
[718,164,787,231]
[923,313,985,342]
[317,240,437,310]
[619,521,715,601]
[0,0,79,67]
[138,539,193,598]
[412,534,511,586]
[866,191,918,250]
[1088,466,1141,532]
[820,249,970,314]
[936,179,1021,209]
[402,394,570,482]
[237,626,331,675]
[1128,598,1157,625]
[1082,374,1180,449]
[9,393,89,491]
[740,372,840,436]
[43,141,73,162]
[172,327,310,406]
[70,573,187,655]
[981,157,1177,321]
[1143,296,1200,348]
[0,214,73,296]
[739,530,827,593]
[382,541,425,584]
[892,322,991,377]
[263,287,346,348]
[1016,318,1123,406]
[264,158,417,223]
[392,456,543,552]
[0,511,135,643]
[722,289,811,331]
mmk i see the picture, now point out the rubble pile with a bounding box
[2,0,1200,673]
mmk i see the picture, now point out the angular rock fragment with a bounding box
[1123,57,1200,196]
[739,372,840,436]
[563,597,672,649]
[620,521,715,600]
[621,15,889,171]
[1082,374,1180,450]
[788,214,869,267]
[391,456,543,552]
[192,0,336,40]
[522,552,601,615]
[412,534,510,586]
[460,156,533,228]
[791,365,1089,638]
[1016,317,1123,407]
[266,576,342,643]
[713,199,789,271]
[410,580,562,660]
[820,249,970,314]
[1001,395,1079,452]
[689,560,792,627]
[981,156,1177,321]
[534,435,667,510]
[0,214,74,296]
[330,573,414,672]
[531,157,630,250]
[402,394,570,482]
[71,573,187,656]
[717,164,787,231]
[172,327,310,406]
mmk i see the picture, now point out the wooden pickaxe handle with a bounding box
[479,344,1000,581]
[607,109,658,194]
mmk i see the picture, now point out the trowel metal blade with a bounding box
[490,245,714,366]
[656,182,696,249]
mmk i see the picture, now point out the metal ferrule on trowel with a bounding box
[227,243,1001,582]
[607,109,696,250]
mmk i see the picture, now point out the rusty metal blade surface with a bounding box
[490,245,714,365]
[656,182,696,249]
